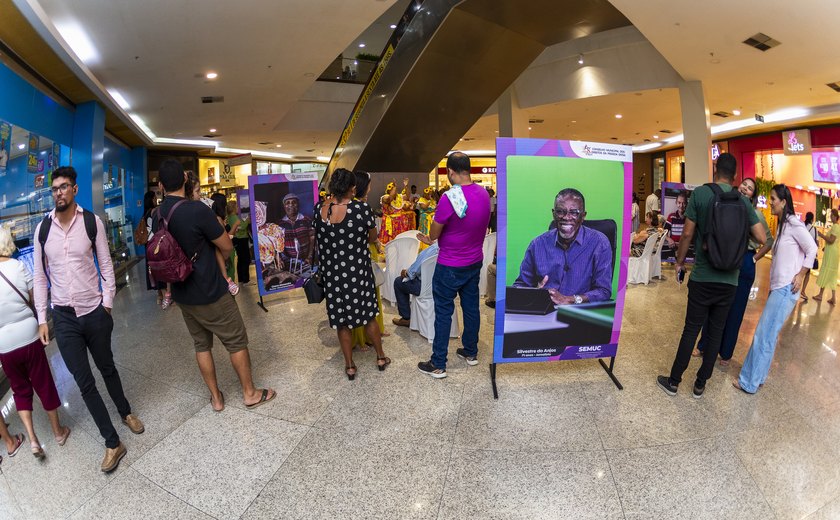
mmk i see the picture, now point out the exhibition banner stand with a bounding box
[248,172,319,312]
[491,138,632,397]
[659,182,697,263]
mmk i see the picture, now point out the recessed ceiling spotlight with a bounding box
[577,54,584,65]
[17,143,25,150]
[275,144,282,148]
[209,128,217,133]
[571,120,577,123]
[653,135,659,139]
[615,114,623,119]
[528,127,532,130]
[733,109,741,116]
[358,43,366,48]
[389,24,397,29]
[206,72,218,79]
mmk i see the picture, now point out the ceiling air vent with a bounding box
[257,141,274,145]
[659,129,673,134]
[528,118,544,124]
[827,82,840,93]
[743,33,781,52]
[713,111,733,118]
[201,96,224,104]
[203,134,221,138]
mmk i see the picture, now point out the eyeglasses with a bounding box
[51,183,75,194]
[552,208,582,218]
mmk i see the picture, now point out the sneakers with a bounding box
[392,317,410,327]
[227,278,240,296]
[656,375,678,396]
[417,361,447,379]
[692,381,705,399]
[122,414,145,434]
[101,442,126,473]
[161,293,172,310]
[456,348,478,366]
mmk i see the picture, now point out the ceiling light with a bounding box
[209,128,217,133]
[633,143,663,152]
[316,156,331,162]
[206,72,218,79]
[54,20,99,64]
[577,54,584,65]
[275,144,282,148]
[571,120,577,123]
[653,135,659,139]
[216,146,293,160]
[528,127,532,130]
[732,109,741,116]
[107,89,130,110]
[615,114,623,119]
[17,144,25,150]
[390,24,397,29]
[358,43,366,48]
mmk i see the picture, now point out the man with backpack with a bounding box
[657,153,767,398]
[152,159,275,412]
[34,167,143,472]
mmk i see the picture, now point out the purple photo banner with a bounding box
[248,173,319,297]
[493,138,632,364]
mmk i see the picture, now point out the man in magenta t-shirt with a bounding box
[417,152,491,378]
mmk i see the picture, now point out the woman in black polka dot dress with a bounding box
[315,169,390,380]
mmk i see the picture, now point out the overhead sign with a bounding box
[227,153,252,167]
[783,129,811,156]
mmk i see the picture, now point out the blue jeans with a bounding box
[431,262,481,369]
[394,276,422,320]
[738,283,799,393]
[697,250,756,360]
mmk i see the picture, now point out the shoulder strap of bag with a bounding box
[0,268,36,316]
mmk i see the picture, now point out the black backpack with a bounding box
[703,183,749,271]
[38,209,105,281]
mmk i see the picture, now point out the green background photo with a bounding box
[504,155,626,299]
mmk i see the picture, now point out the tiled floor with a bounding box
[0,262,838,519]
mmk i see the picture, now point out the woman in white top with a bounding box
[0,226,70,458]
[734,185,818,394]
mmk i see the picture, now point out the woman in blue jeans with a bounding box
[693,177,772,365]
[734,184,817,394]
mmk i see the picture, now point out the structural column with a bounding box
[71,101,105,218]
[678,80,712,185]
[498,86,529,138]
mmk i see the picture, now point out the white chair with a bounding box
[410,253,460,343]
[628,234,658,285]
[394,230,419,242]
[382,235,419,305]
[479,232,497,297]
[650,232,667,280]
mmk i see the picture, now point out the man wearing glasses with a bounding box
[513,188,612,305]
[33,167,143,473]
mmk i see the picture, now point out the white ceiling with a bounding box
[12,0,840,161]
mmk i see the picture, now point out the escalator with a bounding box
[327,0,630,178]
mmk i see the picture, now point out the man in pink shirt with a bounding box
[34,167,143,473]
[417,152,491,378]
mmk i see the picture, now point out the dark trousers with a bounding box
[431,262,481,369]
[233,237,251,283]
[697,251,756,360]
[53,305,130,448]
[0,338,62,412]
[669,280,737,387]
[394,276,422,319]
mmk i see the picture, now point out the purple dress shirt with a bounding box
[513,226,612,302]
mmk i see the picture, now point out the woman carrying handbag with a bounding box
[0,226,70,458]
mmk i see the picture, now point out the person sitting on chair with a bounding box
[513,188,612,305]
[392,242,439,327]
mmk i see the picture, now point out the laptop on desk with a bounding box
[504,287,556,315]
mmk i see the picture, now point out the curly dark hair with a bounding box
[329,168,356,198]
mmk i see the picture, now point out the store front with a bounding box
[432,156,497,192]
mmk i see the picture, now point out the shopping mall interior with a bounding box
[0,0,839,518]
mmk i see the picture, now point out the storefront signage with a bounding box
[227,153,252,167]
[813,150,840,183]
[27,133,39,173]
[783,129,811,156]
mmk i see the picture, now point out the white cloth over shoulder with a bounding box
[444,185,468,218]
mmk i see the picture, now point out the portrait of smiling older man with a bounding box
[513,188,612,305]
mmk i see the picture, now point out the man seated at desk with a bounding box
[513,188,612,305]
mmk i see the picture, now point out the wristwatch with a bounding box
[574,294,583,304]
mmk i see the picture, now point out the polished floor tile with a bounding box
[1,260,838,518]
[438,448,623,519]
